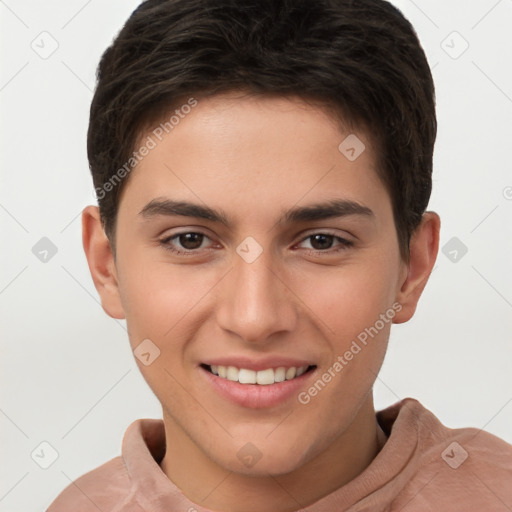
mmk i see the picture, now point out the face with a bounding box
[95,94,413,475]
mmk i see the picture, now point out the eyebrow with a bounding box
[138,198,374,226]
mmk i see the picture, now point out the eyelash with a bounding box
[158,231,354,256]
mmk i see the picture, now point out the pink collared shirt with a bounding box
[46,398,512,511]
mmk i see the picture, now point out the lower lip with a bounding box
[200,366,316,409]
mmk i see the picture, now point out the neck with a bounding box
[160,395,384,512]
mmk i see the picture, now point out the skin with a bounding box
[82,93,440,512]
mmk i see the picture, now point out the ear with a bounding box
[393,211,440,324]
[82,205,125,319]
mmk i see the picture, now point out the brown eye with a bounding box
[160,232,212,255]
[178,233,204,250]
[297,232,353,253]
[309,234,335,250]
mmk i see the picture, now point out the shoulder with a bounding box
[390,399,512,510]
[46,456,136,512]
[46,418,165,512]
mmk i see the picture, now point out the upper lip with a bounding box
[201,357,315,372]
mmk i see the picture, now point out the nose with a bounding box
[215,249,298,344]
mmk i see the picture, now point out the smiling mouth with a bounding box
[201,364,317,385]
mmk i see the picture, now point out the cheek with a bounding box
[294,268,395,430]
[116,253,218,349]
[293,257,399,341]
[290,257,398,405]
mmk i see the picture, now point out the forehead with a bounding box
[118,93,390,226]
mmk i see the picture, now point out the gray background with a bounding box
[1,0,511,510]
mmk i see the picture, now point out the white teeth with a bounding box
[226,366,239,382]
[239,368,256,384]
[274,367,286,383]
[285,367,297,380]
[208,365,310,384]
[256,368,274,385]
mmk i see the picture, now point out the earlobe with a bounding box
[393,212,440,324]
[82,206,125,319]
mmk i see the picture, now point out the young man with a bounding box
[47,0,512,510]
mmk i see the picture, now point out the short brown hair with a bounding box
[88,0,437,261]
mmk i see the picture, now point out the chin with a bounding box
[233,456,308,477]
[210,437,316,477]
